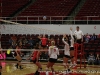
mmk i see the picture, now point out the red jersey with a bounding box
[41,38,47,46]
[32,51,38,60]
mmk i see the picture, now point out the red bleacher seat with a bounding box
[75,0,100,20]
[2,0,29,17]
[17,0,80,21]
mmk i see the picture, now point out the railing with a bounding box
[0,16,100,24]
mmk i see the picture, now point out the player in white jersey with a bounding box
[69,27,77,68]
[62,34,70,72]
[46,41,59,74]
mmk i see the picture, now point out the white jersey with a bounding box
[70,30,74,47]
[62,38,70,56]
[48,46,59,59]
[74,30,83,39]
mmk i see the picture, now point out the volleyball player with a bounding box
[62,34,71,72]
[14,42,23,69]
[41,35,48,49]
[46,41,59,75]
[28,43,42,75]
[69,27,77,68]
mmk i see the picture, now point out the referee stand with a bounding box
[74,43,86,69]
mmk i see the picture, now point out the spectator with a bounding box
[95,54,100,65]
[91,33,97,40]
[47,37,55,48]
[87,53,95,65]
[9,37,13,45]
[98,34,100,38]
[35,35,41,48]
[11,35,17,48]
[28,38,34,49]
[50,37,55,44]
[85,33,90,43]
[22,36,28,45]
[18,37,22,44]
[57,38,59,47]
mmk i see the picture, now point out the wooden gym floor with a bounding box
[1,61,100,75]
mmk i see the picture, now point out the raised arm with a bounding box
[70,28,74,40]
[57,48,59,55]
[15,46,19,54]
[48,46,52,57]
[62,37,69,45]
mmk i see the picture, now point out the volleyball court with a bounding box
[0,19,87,75]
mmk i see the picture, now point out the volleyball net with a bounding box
[0,19,63,35]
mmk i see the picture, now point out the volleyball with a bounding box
[43,16,47,20]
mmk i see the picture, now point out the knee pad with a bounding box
[63,63,69,66]
[46,68,49,71]
[0,66,2,69]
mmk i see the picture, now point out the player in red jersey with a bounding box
[28,43,42,75]
[41,35,48,49]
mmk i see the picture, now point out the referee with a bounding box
[74,26,84,44]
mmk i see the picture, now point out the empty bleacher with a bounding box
[2,0,29,17]
[75,0,100,24]
[16,0,80,24]
[0,0,2,17]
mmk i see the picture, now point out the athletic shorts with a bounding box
[76,39,82,44]
[13,52,20,57]
[70,47,74,51]
[32,58,39,63]
[64,55,71,58]
[14,52,17,56]
[49,58,57,63]
[41,45,47,48]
